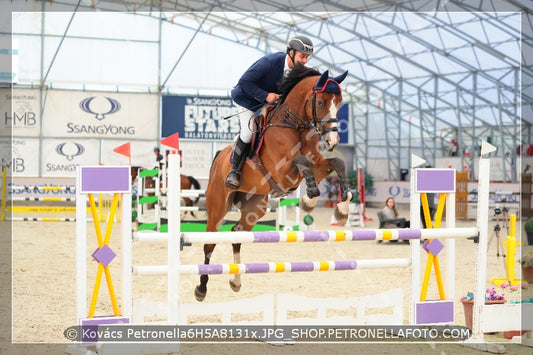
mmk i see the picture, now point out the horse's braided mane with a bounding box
[278,63,321,103]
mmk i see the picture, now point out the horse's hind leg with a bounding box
[229,243,241,292]
[194,243,216,301]
[228,194,268,293]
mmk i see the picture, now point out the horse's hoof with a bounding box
[194,286,206,302]
[229,280,241,292]
[334,209,348,226]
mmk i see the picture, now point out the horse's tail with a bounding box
[187,175,201,204]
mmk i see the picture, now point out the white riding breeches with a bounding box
[234,102,255,144]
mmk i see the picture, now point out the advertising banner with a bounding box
[42,91,158,139]
[41,139,100,177]
[162,95,350,143]
[0,88,41,137]
[162,95,244,141]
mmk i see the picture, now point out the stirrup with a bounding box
[225,171,241,190]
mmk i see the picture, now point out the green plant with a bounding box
[524,218,533,233]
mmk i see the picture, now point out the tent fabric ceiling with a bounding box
[42,0,530,130]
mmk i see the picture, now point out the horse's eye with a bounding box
[317,100,325,108]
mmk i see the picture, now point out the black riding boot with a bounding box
[225,137,250,190]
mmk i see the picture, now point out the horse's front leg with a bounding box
[194,243,216,302]
[325,157,353,225]
[293,155,320,213]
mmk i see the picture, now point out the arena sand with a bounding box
[4,205,533,354]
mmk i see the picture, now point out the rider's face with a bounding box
[290,50,310,67]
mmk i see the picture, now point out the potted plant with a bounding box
[460,288,506,331]
[520,251,533,283]
[524,218,533,245]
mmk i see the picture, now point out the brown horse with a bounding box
[180,174,201,218]
[194,65,352,301]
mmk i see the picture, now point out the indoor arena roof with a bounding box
[4,0,532,129]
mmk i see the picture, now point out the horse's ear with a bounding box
[314,70,329,90]
[333,70,348,84]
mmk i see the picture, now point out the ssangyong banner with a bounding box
[42,91,158,139]
[41,139,100,177]
[0,88,41,137]
[162,96,240,140]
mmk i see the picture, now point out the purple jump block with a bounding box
[81,315,130,326]
[81,316,130,343]
[79,166,131,193]
[416,169,455,193]
[422,239,444,256]
[415,300,454,324]
[91,245,116,267]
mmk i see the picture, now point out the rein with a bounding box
[263,90,338,136]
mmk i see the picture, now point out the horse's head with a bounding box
[309,69,348,151]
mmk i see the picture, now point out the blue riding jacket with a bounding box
[231,52,286,112]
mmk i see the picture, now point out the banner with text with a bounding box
[162,95,349,143]
[42,91,158,139]
[0,88,41,137]
[162,95,240,140]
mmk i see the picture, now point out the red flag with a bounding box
[113,142,131,157]
[160,132,180,152]
[113,142,131,165]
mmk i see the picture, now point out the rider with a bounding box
[224,35,314,190]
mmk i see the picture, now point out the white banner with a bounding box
[180,141,217,177]
[42,91,158,139]
[10,138,39,176]
[41,139,100,177]
[0,88,41,136]
[101,140,158,168]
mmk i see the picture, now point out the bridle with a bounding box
[264,79,341,136]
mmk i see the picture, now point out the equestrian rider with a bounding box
[225,35,314,190]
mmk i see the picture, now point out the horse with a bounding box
[194,64,352,301]
[132,166,201,214]
[180,174,201,218]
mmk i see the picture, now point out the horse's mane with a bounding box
[278,64,321,103]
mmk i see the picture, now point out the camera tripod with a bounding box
[487,204,509,258]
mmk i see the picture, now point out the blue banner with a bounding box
[162,96,240,140]
[162,95,349,143]
[338,104,349,144]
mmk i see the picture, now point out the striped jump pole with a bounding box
[10,217,77,222]
[133,227,478,244]
[133,258,411,276]
[10,197,76,202]
[11,185,75,191]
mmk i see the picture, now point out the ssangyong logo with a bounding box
[70,96,135,136]
[79,96,121,120]
[56,142,84,161]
